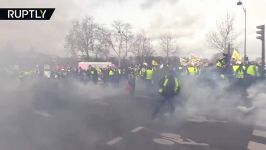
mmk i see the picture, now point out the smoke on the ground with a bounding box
[0,76,129,150]
[1,72,266,150]
[173,74,266,125]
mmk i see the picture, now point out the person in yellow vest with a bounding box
[152,70,180,118]
[216,58,226,69]
[108,67,115,86]
[232,62,246,80]
[145,67,154,88]
[187,64,199,76]
[246,62,259,84]
[216,57,227,79]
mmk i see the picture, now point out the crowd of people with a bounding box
[13,55,264,118]
[16,55,264,92]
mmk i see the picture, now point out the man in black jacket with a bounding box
[152,70,180,119]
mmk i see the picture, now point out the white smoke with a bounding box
[1,70,266,150]
[174,75,263,124]
[0,76,129,150]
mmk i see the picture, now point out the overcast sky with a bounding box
[0,0,265,59]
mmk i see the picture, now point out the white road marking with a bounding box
[153,138,175,145]
[106,137,123,145]
[161,136,210,146]
[184,138,209,146]
[160,132,209,147]
[161,133,181,139]
[131,126,144,133]
[253,129,266,138]
[248,141,266,150]
[187,117,227,123]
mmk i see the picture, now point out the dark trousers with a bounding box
[152,95,175,119]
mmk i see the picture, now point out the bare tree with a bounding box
[130,33,154,64]
[207,13,238,53]
[94,26,110,60]
[65,16,100,61]
[160,33,178,64]
[106,20,132,67]
[65,21,79,58]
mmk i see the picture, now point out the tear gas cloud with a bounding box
[0,74,129,150]
[175,74,266,125]
[0,64,266,149]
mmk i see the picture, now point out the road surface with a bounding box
[0,80,266,150]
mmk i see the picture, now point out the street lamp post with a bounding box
[237,0,247,62]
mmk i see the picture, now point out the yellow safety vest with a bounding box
[246,65,257,76]
[233,65,238,72]
[187,66,198,75]
[146,69,153,80]
[109,70,114,76]
[159,77,180,94]
[233,65,246,79]
[216,59,226,68]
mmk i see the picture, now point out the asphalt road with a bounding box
[1,80,266,150]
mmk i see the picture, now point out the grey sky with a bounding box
[0,0,265,59]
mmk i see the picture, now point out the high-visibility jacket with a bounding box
[246,65,258,77]
[146,69,153,80]
[233,65,246,79]
[159,76,180,95]
[232,65,238,72]
[187,66,198,76]
[109,70,115,76]
[216,59,226,68]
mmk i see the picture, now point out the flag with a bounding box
[231,49,242,62]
